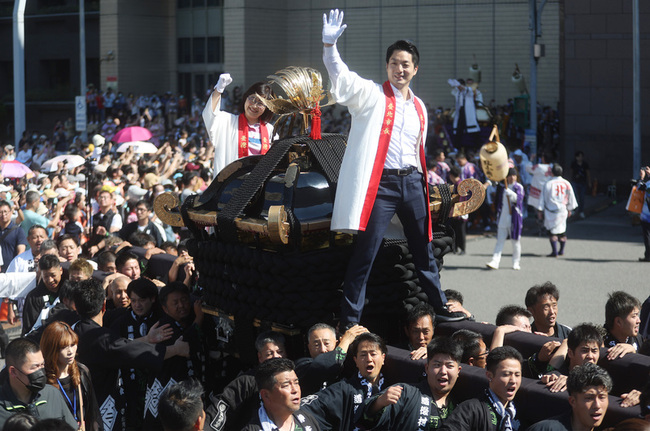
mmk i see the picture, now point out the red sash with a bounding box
[414,99,433,241]
[237,114,270,158]
[358,82,431,240]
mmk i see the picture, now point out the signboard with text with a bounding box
[106,76,118,91]
[75,96,87,132]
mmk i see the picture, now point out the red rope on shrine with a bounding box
[310,105,322,140]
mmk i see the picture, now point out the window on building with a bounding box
[177,0,191,8]
[178,38,191,64]
[0,1,12,18]
[207,73,220,91]
[207,37,222,63]
[192,0,205,7]
[178,73,191,98]
[86,58,100,93]
[193,38,206,64]
[0,61,13,100]
[206,0,222,6]
[194,74,205,98]
[41,59,69,87]
[39,59,71,99]
[36,0,65,9]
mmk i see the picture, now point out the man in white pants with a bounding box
[487,168,525,270]
[538,165,578,257]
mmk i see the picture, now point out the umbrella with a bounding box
[113,126,153,144]
[41,155,86,173]
[1,160,33,178]
[116,141,158,154]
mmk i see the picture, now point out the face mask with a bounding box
[17,367,47,393]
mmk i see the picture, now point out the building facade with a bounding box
[0,0,647,187]
[562,0,650,185]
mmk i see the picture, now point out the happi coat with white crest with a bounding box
[538,175,578,235]
[327,52,432,240]
[202,93,274,177]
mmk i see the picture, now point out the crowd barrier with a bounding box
[436,320,650,397]
[383,345,641,428]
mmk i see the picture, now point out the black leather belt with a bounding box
[383,166,417,176]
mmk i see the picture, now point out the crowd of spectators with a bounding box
[0,86,644,431]
[425,99,560,162]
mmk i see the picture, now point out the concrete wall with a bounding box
[222,0,288,89]
[0,12,99,98]
[225,0,561,111]
[100,0,176,94]
[562,0,650,187]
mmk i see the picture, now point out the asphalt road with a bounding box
[440,201,648,328]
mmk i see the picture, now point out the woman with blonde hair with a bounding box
[40,321,102,431]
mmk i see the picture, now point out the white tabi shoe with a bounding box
[486,261,499,270]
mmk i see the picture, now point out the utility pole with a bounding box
[529,0,547,160]
[12,0,27,148]
[79,0,87,143]
[632,0,641,177]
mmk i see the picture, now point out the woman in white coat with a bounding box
[202,73,276,177]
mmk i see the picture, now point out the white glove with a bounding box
[322,9,347,45]
[214,73,232,93]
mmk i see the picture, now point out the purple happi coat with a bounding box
[495,182,525,240]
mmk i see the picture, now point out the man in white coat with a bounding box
[538,164,578,257]
[449,78,482,148]
[322,9,464,327]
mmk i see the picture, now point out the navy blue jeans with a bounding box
[642,220,650,260]
[340,171,447,325]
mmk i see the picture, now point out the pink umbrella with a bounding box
[113,126,153,144]
[1,159,33,178]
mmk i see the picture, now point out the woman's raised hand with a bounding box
[214,73,233,93]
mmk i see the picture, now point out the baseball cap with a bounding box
[92,134,105,147]
[143,173,160,189]
[42,189,58,199]
[36,202,49,216]
[55,188,71,198]
[67,173,86,183]
[127,185,148,201]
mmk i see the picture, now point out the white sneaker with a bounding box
[513,262,521,270]
[486,261,499,270]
